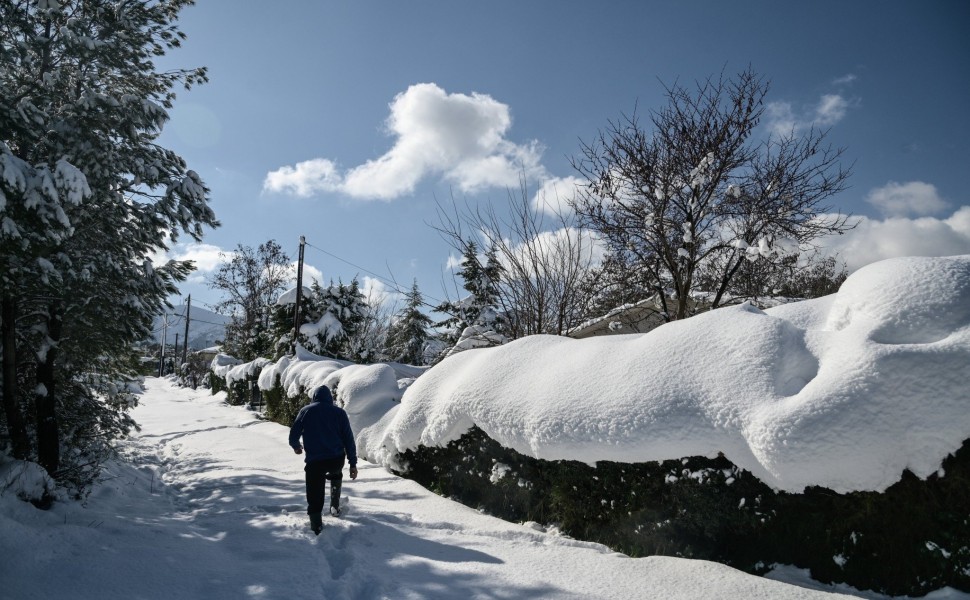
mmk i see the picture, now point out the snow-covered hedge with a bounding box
[397,426,970,596]
[364,255,970,494]
[212,255,970,496]
[208,345,427,427]
[206,255,970,594]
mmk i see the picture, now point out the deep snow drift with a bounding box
[345,255,969,493]
[1,380,870,599]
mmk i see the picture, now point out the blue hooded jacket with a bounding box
[289,386,357,466]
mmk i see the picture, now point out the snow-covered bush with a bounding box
[360,255,970,595]
[209,344,425,428]
[395,427,970,597]
[173,352,211,390]
[0,458,57,508]
[369,255,970,494]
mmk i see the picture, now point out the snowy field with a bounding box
[0,378,910,600]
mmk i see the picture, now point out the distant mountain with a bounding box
[152,304,230,350]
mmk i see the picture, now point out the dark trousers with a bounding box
[305,457,344,515]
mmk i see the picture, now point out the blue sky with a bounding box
[155,0,970,312]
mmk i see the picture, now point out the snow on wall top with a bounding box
[363,255,970,493]
[275,285,312,306]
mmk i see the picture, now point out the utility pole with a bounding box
[173,333,179,370]
[292,235,306,356]
[182,294,191,365]
[158,315,168,377]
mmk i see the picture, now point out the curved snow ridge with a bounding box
[255,345,353,399]
[366,255,970,493]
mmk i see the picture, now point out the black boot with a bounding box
[329,480,342,517]
[309,512,323,535]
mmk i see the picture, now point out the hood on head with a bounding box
[311,386,334,404]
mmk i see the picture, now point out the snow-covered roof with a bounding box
[360,255,970,493]
[275,285,313,306]
[569,293,798,338]
[567,297,667,338]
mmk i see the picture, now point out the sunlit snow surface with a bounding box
[362,255,970,493]
[1,380,864,599]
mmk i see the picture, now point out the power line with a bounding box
[170,311,227,327]
[152,311,226,333]
[302,240,451,311]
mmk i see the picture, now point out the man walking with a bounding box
[289,385,358,535]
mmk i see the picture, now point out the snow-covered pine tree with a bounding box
[271,278,370,362]
[0,0,217,493]
[433,242,508,361]
[386,280,433,365]
[434,241,483,342]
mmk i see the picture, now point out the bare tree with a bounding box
[571,68,852,321]
[208,240,291,360]
[343,291,395,364]
[433,178,601,338]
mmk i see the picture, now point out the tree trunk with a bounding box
[1,295,30,459]
[35,303,61,476]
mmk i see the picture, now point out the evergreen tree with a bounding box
[0,0,217,493]
[270,277,370,362]
[386,280,433,365]
[434,242,508,360]
[434,241,481,342]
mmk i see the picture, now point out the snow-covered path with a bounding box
[2,379,863,599]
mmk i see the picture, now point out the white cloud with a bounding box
[284,262,324,288]
[766,93,851,136]
[765,102,797,136]
[532,176,584,216]
[360,276,403,307]
[263,158,342,198]
[818,206,970,272]
[865,181,949,218]
[832,73,857,86]
[814,94,849,127]
[445,253,464,271]
[264,83,546,201]
[505,227,606,276]
[150,242,227,274]
[175,243,226,273]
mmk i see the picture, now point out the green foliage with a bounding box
[262,377,308,426]
[208,373,226,395]
[271,278,370,361]
[225,379,249,406]
[209,370,304,426]
[386,280,433,365]
[433,242,509,360]
[397,427,970,596]
[176,352,209,389]
[0,0,217,492]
